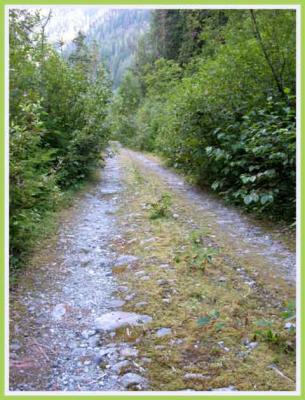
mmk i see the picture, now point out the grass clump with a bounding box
[149,192,172,220]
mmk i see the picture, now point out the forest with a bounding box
[9,8,296,272]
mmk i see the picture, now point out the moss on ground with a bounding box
[110,152,296,391]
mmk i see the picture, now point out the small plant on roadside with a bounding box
[253,318,295,353]
[185,230,219,271]
[214,321,226,332]
[133,166,145,185]
[190,229,209,246]
[281,300,296,322]
[149,192,172,219]
[189,247,216,271]
[254,328,295,353]
[253,319,280,345]
[255,328,280,345]
[185,245,218,272]
[197,309,220,327]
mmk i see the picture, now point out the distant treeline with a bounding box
[109,9,296,222]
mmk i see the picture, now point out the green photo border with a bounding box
[0,1,303,399]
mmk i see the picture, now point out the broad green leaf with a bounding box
[197,316,211,327]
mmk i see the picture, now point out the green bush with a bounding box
[9,10,111,272]
[10,100,60,267]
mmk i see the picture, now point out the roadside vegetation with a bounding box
[109,9,296,222]
[9,10,111,272]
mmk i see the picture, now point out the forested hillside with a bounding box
[110,9,296,221]
[46,8,151,87]
[87,9,150,87]
[10,9,111,271]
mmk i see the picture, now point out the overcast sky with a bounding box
[40,7,108,44]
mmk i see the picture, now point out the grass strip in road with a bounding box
[109,151,296,391]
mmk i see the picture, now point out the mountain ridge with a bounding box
[45,7,151,87]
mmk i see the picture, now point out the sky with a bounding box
[41,7,108,44]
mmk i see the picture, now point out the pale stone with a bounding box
[156,328,172,337]
[120,373,149,389]
[95,311,152,331]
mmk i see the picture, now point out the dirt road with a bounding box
[9,148,296,392]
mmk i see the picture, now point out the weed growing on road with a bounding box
[185,247,217,272]
[149,192,172,219]
[184,230,219,272]
[132,165,146,185]
[253,302,296,354]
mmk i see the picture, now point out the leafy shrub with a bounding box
[10,100,60,268]
[204,95,296,220]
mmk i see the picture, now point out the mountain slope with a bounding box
[88,9,151,87]
[46,7,151,87]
